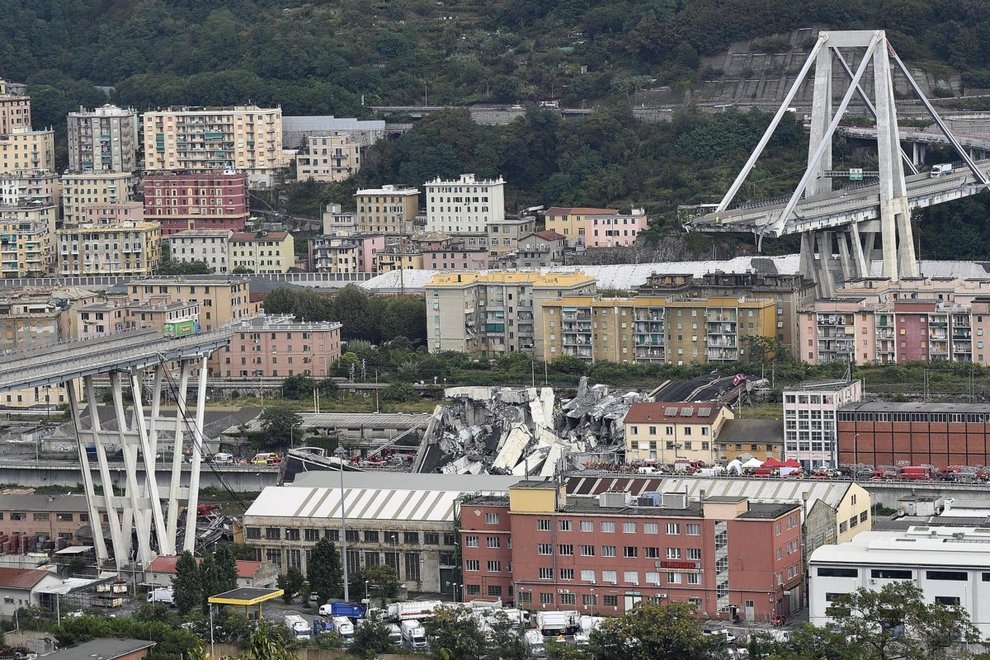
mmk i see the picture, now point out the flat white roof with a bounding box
[810,526,990,568]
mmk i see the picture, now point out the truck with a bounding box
[147,587,175,606]
[536,610,581,636]
[284,614,312,640]
[898,465,934,481]
[331,616,355,642]
[931,163,953,177]
[319,601,366,618]
[523,629,546,657]
[400,619,428,651]
[386,600,443,622]
[386,624,403,646]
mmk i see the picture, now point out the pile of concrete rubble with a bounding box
[428,378,646,476]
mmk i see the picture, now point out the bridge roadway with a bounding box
[0,328,233,392]
[687,157,990,236]
[840,124,990,152]
[0,457,278,492]
[0,271,372,292]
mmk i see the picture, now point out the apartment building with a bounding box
[541,295,777,365]
[81,200,143,226]
[426,271,597,358]
[56,221,161,276]
[422,248,489,271]
[0,80,31,134]
[582,208,648,248]
[308,236,359,274]
[321,203,356,236]
[66,105,139,173]
[295,132,362,182]
[167,229,233,273]
[461,481,803,620]
[374,249,423,274]
[61,171,136,228]
[836,401,990,469]
[486,217,536,256]
[0,494,92,547]
[783,380,862,469]
[624,402,734,465]
[810,526,990,637]
[220,314,342,378]
[241,473,518,594]
[495,231,567,270]
[0,127,55,175]
[76,294,200,340]
[229,231,294,273]
[425,174,505,235]
[640,272,815,357]
[545,207,637,248]
[354,185,419,235]
[0,172,59,277]
[142,106,288,188]
[125,277,255,332]
[142,171,249,235]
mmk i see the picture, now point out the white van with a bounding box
[931,163,953,177]
[212,452,234,464]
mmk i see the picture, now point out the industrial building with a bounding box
[241,473,520,595]
[461,480,803,621]
[809,526,990,637]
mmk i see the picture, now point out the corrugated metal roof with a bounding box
[564,476,853,515]
[247,474,521,521]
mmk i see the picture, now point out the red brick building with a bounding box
[837,401,990,469]
[459,481,802,622]
[143,171,249,235]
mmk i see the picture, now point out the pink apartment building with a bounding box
[220,314,343,378]
[423,248,489,271]
[581,209,647,248]
[143,171,250,235]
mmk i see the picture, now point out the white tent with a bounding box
[742,457,764,469]
[726,459,744,475]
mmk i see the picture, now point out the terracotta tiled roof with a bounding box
[0,567,53,590]
[624,402,723,425]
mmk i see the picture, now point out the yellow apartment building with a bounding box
[624,402,734,465]
[56,221,162,276]
[229,231,295,273]
[354,185,419,235]
[541,295,778,364]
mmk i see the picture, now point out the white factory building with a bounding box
[809,526,990,636]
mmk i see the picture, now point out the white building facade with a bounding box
[783,380,862,469]
[809,526,990,637]
[167,229,233,273]
[425,174,505,235]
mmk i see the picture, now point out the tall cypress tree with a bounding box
[307,537,343,604]
[172,550,202,614]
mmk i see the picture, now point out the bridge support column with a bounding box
[63,356,216,569]
[912,142,926,167]
[801,231,837,298]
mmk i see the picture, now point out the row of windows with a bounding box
[837,411,990,423]
[245,527,456,545]
[520,517,702,536]
[818,567,987,581]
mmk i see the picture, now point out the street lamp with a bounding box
[335,446,350,603]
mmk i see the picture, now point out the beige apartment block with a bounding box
[61,171,136,228]
[66,105,139,173]
[355,185,419,235]
[81,200,144,226]
[486,216,536,256]
[0,81,31,134]
[296,132,362,182]
[143,106,288,188]
[229,231,295,273]
[56,221,162,276]
[426,271,597,357]
[542,295,778,365]
[624,402,734,465]
[126,277,256,332]
[0,128,55,175]
[0,173,59,277]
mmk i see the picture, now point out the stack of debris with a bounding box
[424,378,647,476]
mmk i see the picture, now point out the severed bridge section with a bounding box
[0,328,232,569]
[685,30,990,297]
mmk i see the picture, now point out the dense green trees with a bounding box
[171,550,201,615]
[307,537,344,604]
[257,404,303,449]
[262,286,427,345]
